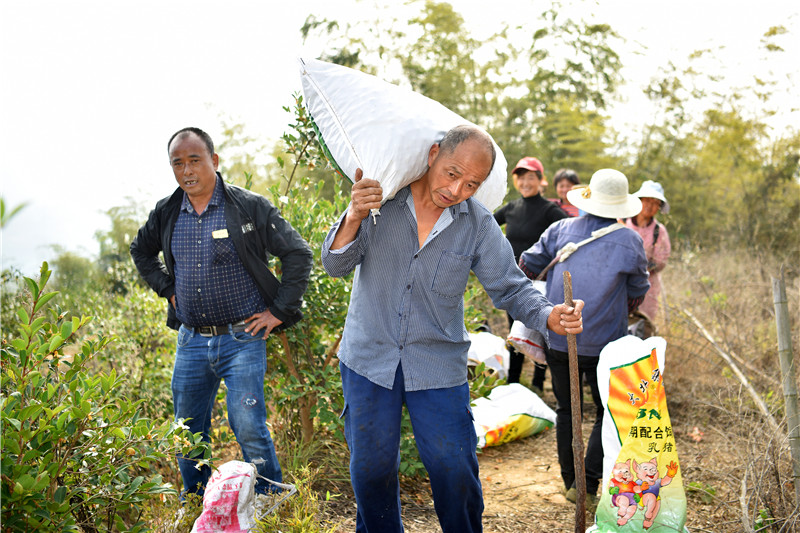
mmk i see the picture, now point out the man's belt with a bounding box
[195,320,248,337]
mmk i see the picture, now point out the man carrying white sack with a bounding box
[321,124,584,533]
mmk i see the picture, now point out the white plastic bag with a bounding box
[467,331,509,380]
[191,461,257,533]
[472,383,556,448]
[506,280,547,363]
[298,57,508,214]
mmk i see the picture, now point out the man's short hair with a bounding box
[438,125,497,173]
[168,127,215,157]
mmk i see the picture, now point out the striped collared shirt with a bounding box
[172,177,266,326]
[321,186,553,391]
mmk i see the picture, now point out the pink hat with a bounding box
[512,157,548,187]
[512,157,544,175]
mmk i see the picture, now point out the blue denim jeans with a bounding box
[172,325,282,498]
[340,362,483,533]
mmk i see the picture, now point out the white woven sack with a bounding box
[472,383,556,448]
[191,460,257,533]
[298,57,508,213]
[467,331,509,379]
[506,280,547,363]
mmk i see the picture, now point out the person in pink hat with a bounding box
[625,180,672,321]
[494,156,568,390]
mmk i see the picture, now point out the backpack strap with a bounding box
[535,223,625,281]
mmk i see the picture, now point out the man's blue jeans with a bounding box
[340,362,483,533]
[172,325,282,498]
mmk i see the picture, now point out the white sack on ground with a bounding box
[467,331,509,380]
[298,57,508,212]
[472,383,556,448]
[191,460,257,533]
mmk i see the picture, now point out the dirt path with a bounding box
[479,426,597,533]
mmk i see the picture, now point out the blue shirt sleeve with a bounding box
[472,215,553,337]
[321,207,367,278]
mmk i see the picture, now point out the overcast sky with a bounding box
[2,0,798,276]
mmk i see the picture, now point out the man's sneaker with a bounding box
[587,492,600,513]
[564,486,599,509]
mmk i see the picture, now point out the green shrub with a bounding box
[252,467,339,533]
[1,263,210,532]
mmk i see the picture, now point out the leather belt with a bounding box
[195,321,248,337]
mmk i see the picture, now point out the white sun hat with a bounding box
[633,180,670,214]
[566,169,642,219]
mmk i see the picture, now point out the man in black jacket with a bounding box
[131,127,313,500]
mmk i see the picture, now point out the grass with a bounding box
[658,247,800,532]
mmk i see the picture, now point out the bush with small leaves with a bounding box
[1,263,211,532]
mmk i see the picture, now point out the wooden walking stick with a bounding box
[563,271,586,532]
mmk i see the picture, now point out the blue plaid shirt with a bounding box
[172,177,266,326]
[321,186,554,391]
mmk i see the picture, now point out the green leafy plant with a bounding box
[754,507,776,529]
[0,262,210,532]
[686,480,717,505]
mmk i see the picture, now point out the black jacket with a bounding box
[130,174,313,331]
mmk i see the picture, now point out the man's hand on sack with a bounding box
[347,168,382,222]
[331,168,382,250]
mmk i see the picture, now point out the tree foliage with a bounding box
[300,2,799,261]
[625,29,800,262]
[301,0,624,195]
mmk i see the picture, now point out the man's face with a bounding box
[169,133,219,202]
[425,138,493,208]
[513,170,541,198]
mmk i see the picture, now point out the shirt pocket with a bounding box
[212,236,237,265]
[431,251,472,298]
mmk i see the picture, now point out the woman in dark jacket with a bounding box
[494,157,567,389]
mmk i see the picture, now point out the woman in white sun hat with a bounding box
[519,168,650,506]
[625,180,672,321]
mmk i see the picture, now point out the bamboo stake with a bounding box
[773,269,800,505]
[683,309,782,437]
[563,271,586,532]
